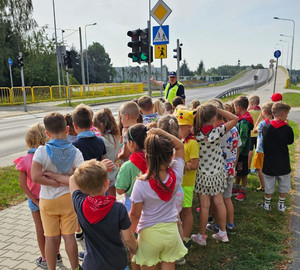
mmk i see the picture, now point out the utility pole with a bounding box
[79,27,86,91]
[19,52,27,112]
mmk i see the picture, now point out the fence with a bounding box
[215,69,274,99]
[0,83,143,105]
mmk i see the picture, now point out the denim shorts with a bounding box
[27,197,40,212]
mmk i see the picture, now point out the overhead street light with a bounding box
[279,39,290,69]
[85,22,97,91]
[274,17,295,85]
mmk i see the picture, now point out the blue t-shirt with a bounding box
[73,136,106,161]
[143,112,161,125]
[256,120,268,153]
[72,190,131,270]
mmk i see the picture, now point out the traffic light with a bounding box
[238,59,240,66]
[17,56,24,68]
[140,28,153,63]
[127,29,141,63]
[64,51,72,68]
[173,47,182,61]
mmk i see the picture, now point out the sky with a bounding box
[31,0,300,72]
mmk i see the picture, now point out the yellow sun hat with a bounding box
[175,108,195,126]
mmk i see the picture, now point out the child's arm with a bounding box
[19,171,39,207]
[117,143,131,161]
[116,188,126,195]
[217,109,239,132]
[148,128,184,160]
[185,158,199,171]
[253,112,264,133]
[120,229,138,255]
[31,161,61,187]
[69,175,80,194]
[43,171,70,186]
[129,202,143,234]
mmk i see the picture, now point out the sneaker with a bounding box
[78,251,86,261]
[75,231,84,241]
[57,253,62,263]
[206,223,218,233]
[278,203,286,212]
[235,191,246,201]
[258,202,271,211]
[256,186,265,192]
[250,168,256,174]
[191,234,207,246]
[183,239,192,249]
[226,225,236,235]
[175,257,186,265]
[232,188,240,196]
[212,232,229,243]
[36,257,47,269]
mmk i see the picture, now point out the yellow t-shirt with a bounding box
[249,109,261,137]
[182,139,199,186]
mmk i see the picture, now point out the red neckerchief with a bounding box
[83,195,116,224]
[270,120,287,129]
[252,105,261,111]
[129,151,147,174]
[238,111,254,125]
[149,168,176,202]
[264,118,270,125]
[184,133,197,144]
[200,125,214,135]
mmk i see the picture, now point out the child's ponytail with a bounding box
[194,104,217,135]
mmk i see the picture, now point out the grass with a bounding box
[57,92,162,107]
[282,92,300,107]
[220,94,243,103]
[287,84,300,91]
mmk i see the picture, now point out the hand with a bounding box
[128,243,138,255]
[150,76,155,83]
[33,199,39,208]
[44,171,59,181]
[102,159,115,172]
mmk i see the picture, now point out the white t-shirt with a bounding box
[33,145,84,199]
[130,157,184,233]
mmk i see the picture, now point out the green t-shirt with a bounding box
[115,160,141,196]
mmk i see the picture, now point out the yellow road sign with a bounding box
[155,45,167,59]
[150,0,172,25]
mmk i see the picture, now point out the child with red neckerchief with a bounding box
[191,103,238,246]
[129,128,187,268]
[259,102,294,212]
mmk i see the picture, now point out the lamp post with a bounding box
[279,39,290,69]
[85,23,97,91]
[274,17,295,86]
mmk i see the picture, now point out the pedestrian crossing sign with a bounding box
[153,25,169,45]
[155,45,167,59]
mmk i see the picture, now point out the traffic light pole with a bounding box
[66,65,71,105]
[19,52,27,112]
[176,39,180,77]
[147,20,151,97]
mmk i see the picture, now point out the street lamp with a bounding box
[279,39,290,69]
[85,23,97,90]
[274,17,295,85]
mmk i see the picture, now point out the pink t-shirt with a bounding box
[14,153,40,199]
[130,157,184,233]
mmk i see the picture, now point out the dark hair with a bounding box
[126,123,148,150]
[72,104,92,129]
[44,112,66,134]
[138,95,153,112]
[233,96,249,110]
[189,99,201,110]
[158,115,179,138]
[164,101,173,113]
[208,98,224,120]
[172,96,184,108]
[194,104,217,134]
[142,133,174,191]
[94,108,120,144]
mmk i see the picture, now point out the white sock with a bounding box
[218,229,226,237]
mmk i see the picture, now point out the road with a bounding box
[0,68,269,167]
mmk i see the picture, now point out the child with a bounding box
[115,123,148,212]
[117,101,140,161]
[31,112,84,270]
[253,102,274,192]
[232,96,254,201]
[72,104,106,161]
[94,108,121,197]
[70,159,137,270]
[191,104,238,245]
[14,123,59,268]
[158,114,179,138]
[248,95,261,173]
[189,99,201,110]
[172,96,184,109]
[130,128,188,268]
[175,109,199,247]
[153,98,165,116]
[64,113,77,142]
[259,102,294,211]
[164,101,174,115]
[138,95,160,124]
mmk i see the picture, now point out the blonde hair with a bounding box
[272,102,291,117]
[194,104,217,134]
[73,159,107,194]
[233,96,249,110]
[153,99,165,115]
[158,115,179,138]
[249,95,260,105]
[189,99,201,110]
[25,123,48,148]
[119,101,140,119]
[208,98,224,120]
[261,102,274,116]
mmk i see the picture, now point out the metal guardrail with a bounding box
[215,69,274,99]
[0,83,143,105]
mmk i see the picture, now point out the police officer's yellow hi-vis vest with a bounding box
[164,81,183,105]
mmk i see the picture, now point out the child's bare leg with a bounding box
[108,186,116,197]
[241,176,248,188]
[235,176,241,186]
[181,207,193,239]
[141,264,159,270]
[32,211,45,258]
[257,169,265,189]
[45,235,60,270]
[161,261,175,270]
[223,198,234,225]
[62,234,79,270]
[248,150,253,169]
[213,193,227,231]
[199,194,210,235]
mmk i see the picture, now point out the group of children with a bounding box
[14,91,294,270]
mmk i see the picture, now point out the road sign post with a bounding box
[8,58,13,89]
[273,50,281,94]
[19,52,27,112]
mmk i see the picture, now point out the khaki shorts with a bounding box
[253,152,264,170]
[40,193,78,237]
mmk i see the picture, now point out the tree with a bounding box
[196,60,204,75]
[87,42,115,83]
[180,59,193,76]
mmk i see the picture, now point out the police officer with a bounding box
[150,71,185,105]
